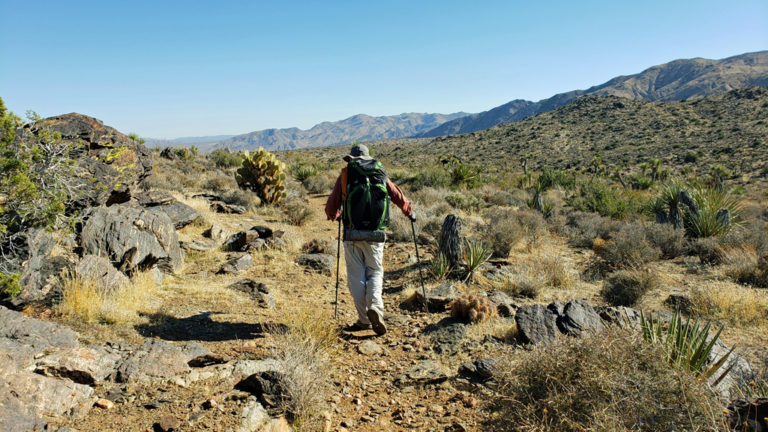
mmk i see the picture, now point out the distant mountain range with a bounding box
[213,112,469,152]
[145,51,767,151]
[419,51,768,137]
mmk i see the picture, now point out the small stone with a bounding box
[357,340,383,356]
[94,398,114,410]
[153,414,181,432]
[202,398,217,410]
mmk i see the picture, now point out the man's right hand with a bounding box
[409,211,416,222]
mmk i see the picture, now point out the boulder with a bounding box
[595,305,642,327]
[116,340,210,383]
[235,370,293,417]
[251,225,274,239]
[224,231,265,252]
[515,304,561,345]
[34,345,123,385]
[423,317,467,355]
[415,283,459,311]
[204,223,231,243]
[153,201,200,230]
[75,255,131,293]
[557,300,603,337]
[709,339,755,398]
[228,280,275,308]
[395,360,450,385]
[0,398,49,432]
[0,305,79,367]
[218,254,254,274]
[295,253,334,275]
[459,357,498,381]
[80,204,183,274]
[9,229,71,308]
[727,398,768,432]
[15,113,152,209]
[486,291,517,317]
[357,340,383,356]
[0,366,94,419]
[133,190,176,207]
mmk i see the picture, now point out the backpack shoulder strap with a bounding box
[340,167,348,201]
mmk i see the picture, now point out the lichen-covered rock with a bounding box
[80,204,183,274]
[9,229,71,308]
[15,113,152,209]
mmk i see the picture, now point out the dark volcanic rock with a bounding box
[228,279,275,308]
[235,370,293,417]
[180,238,217,253]
[154,201,200,230]
[34,345,123,385]
[424,317,467,355]
[80,204,183,274]
[486,291,517,317]
[116,340,210,383]
[515,304,561,345]
[134,190,176,207]
[727,398,768,432]
[395,360,450,385]
[459,357,498,381]
[224,230,264,252]
[0,305,79,367]
[295,253,334,275]
[15,113,152,209]
[251,225,273,239]
[211,201,247,214]
[557,300,603,337]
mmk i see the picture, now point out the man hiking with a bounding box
[325,144,415,336]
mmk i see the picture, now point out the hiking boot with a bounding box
[343,321,371,332]
[367,309,387,336]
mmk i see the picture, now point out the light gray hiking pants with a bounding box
[343,240,385,324]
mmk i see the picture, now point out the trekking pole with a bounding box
[410,219,429,313]
[334,218,341,320]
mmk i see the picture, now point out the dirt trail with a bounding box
[59,193,492,431]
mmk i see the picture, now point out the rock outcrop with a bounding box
[80,204,183,274]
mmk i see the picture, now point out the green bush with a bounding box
[569,180,645,219]
[208,149,243,168]
[445,192,483,213]
[290,164,319,182]
[0,272,21,298]
[535,169,575,191]
[481,208,523,258]
[645,223,688,259]
[593,223,661,269]
[412,167,451,190]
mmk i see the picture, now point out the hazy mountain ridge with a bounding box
[215,112,469,152]
[420,51,768,137]
[145,135,236,150]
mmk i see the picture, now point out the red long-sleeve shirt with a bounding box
[325,167,412,221]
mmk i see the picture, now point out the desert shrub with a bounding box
[645,223,688,259]
[592,223,661,269]
[499,274,540,299]
[602,269,658,307]
[411,167,451,190]
[535,169,575,191]
[484,189,525,207]
[443,155,482,189]
[488,329,721,432]
[689,281,768,326]
[723,247,768,288]
[411,187,448,208]
[569,180,645,219]
[201,174,237,194]
[208,148,243,168]
[565,211,621,248]
[283,199,313,226]
[515,209,547,244]
[535,255,573,289]
[222,188,261,208]
[301,173,335,194]
[689,237,725,265]
[723,219,768,255]
[445,192,483,213]
[0,272,21,298]
[290,164,319,182]
[270,307,337,429]
[481,207,523,258]
[448,293,497,323]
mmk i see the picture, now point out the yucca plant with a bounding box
[462,239,491,282]
[685,187,742,238]
[640,310,734,383]
[291,164,319,182]
[429,252,452,280]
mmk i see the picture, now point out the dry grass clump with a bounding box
[283,199,314,226]
[270,307,339,430]
[689,237,725,265]
[487,328,723,432]
[301,173,335,194]
[565,211,621,248]
[645,223,688,259]
[592,223,661,269]
[602,269,658,307]
[689,281,768,326]
[722,246,768,288]
[58,270,158,324]
[201,174,237,194]
[448,293,497,323]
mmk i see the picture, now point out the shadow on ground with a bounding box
[135,311,285,341]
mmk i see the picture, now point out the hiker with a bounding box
[325,144,415,335]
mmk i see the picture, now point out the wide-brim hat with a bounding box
[343,144,373,161]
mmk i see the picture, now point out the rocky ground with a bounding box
[3,190,766,432]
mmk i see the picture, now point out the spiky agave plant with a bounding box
[685,186,742,238]
[429,252,452,280]
[462,238,491,282]
[640,310,734,383]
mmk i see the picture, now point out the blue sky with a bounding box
[1,0,766,138]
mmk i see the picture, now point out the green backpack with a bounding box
[343,159,390,232]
